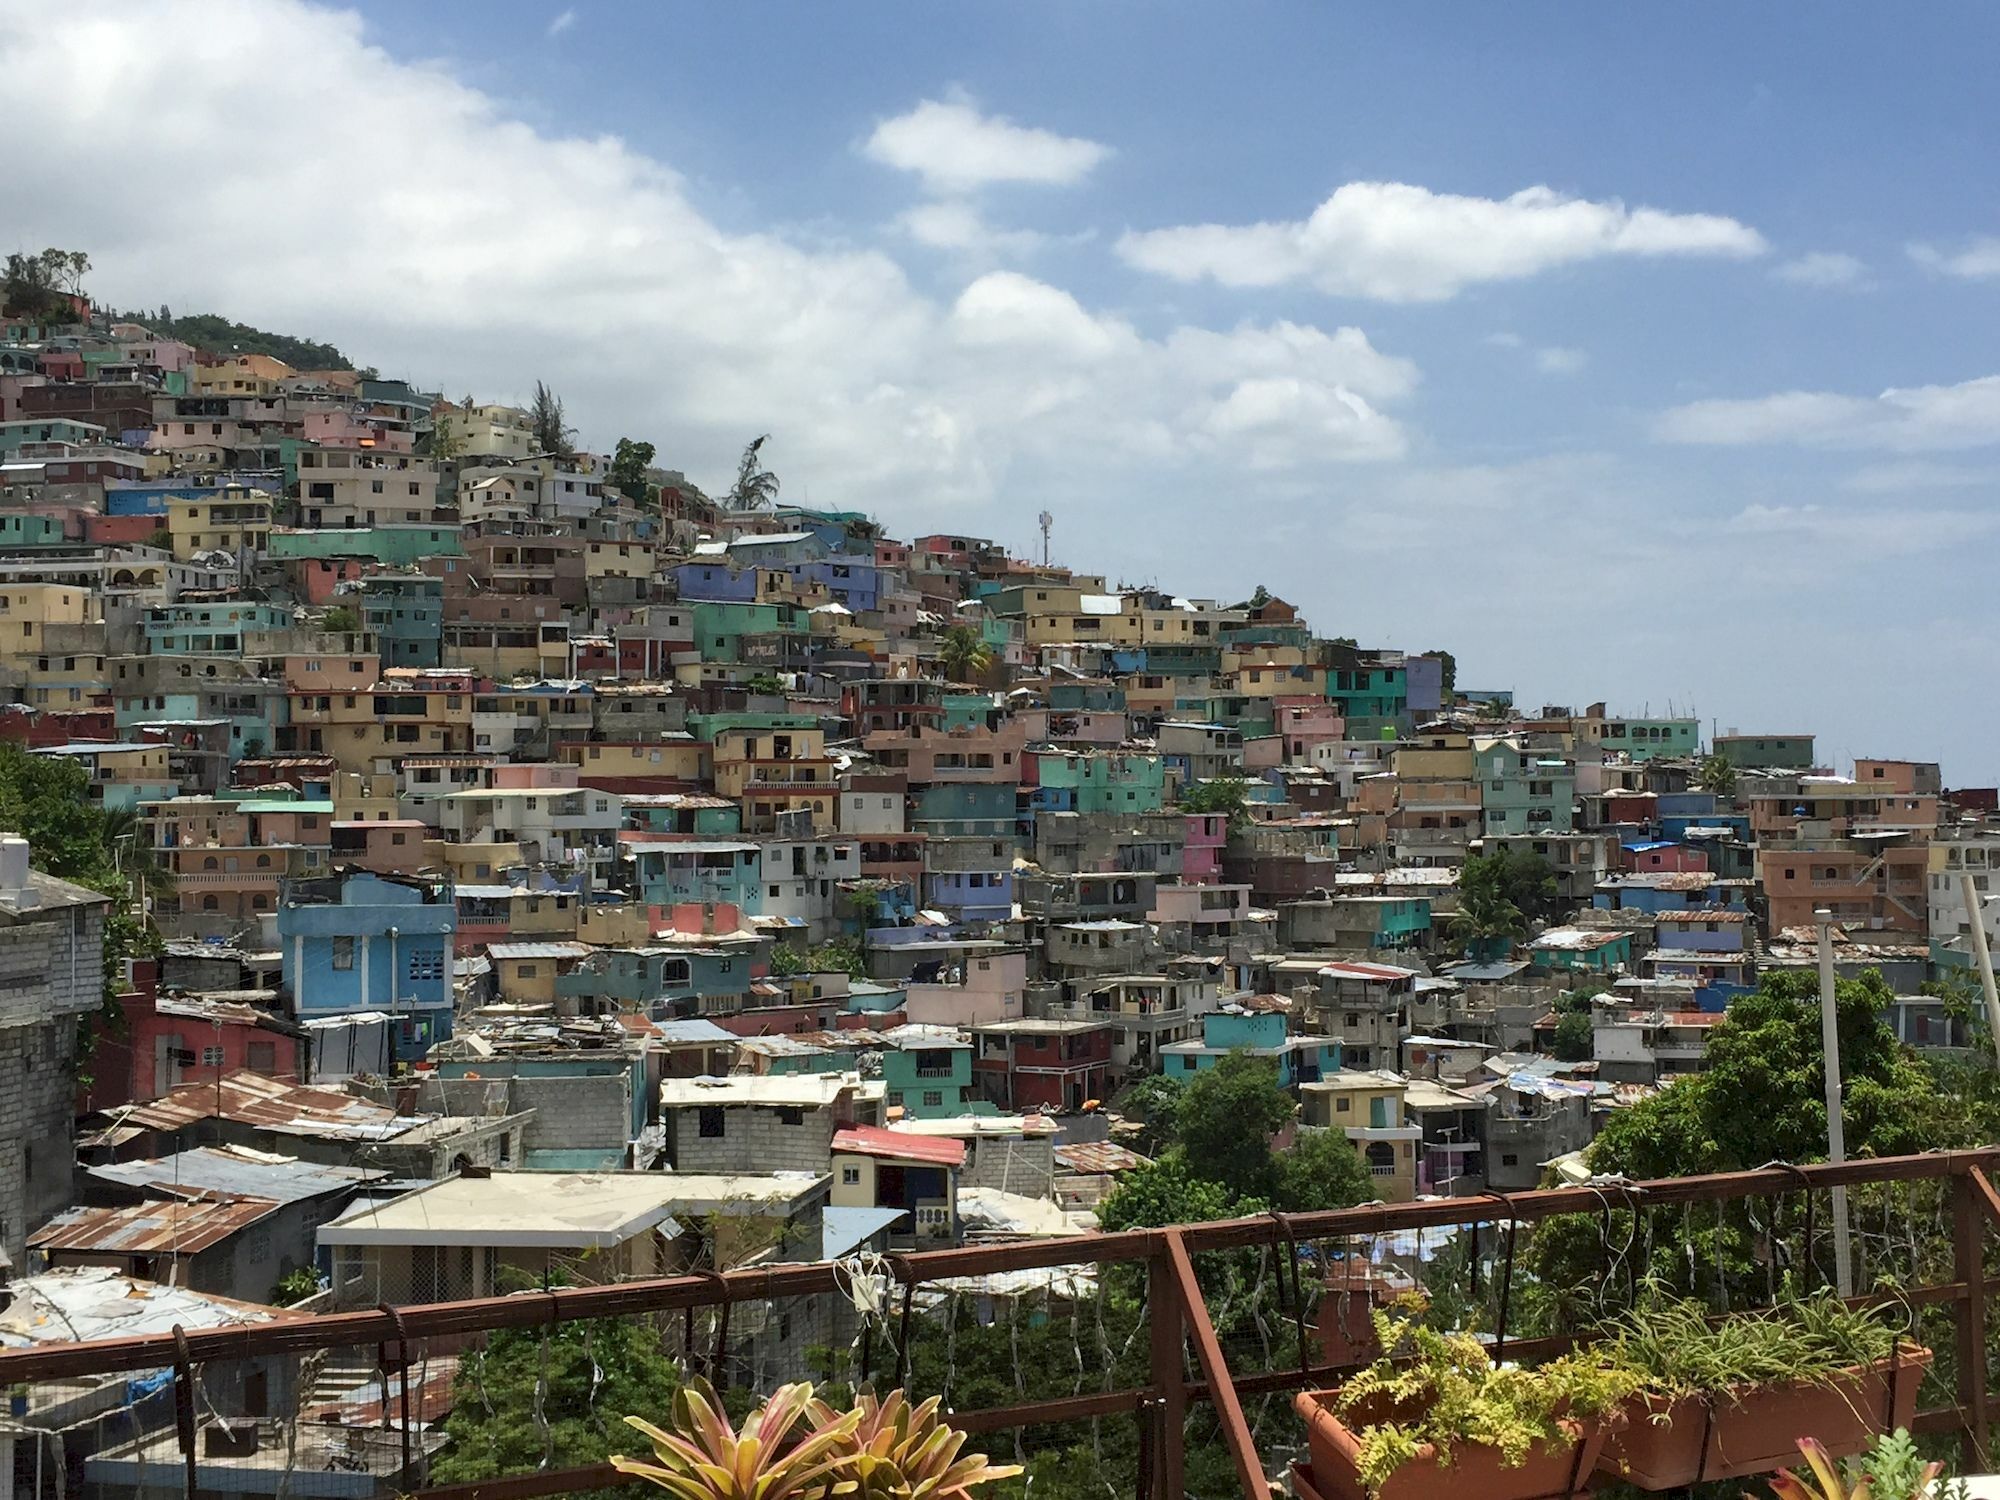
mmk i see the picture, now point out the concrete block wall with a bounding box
[0,1015,79,1270]
[669,1105,834,1174]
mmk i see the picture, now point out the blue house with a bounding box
[1159,1006,1341,1088]
[278,872,456,1063]
[790,556,882,613]
[627,841,764,910]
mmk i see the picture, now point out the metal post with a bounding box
[1146,1248,1186,1500]
[1815,909,1854,1297]
[1958,873,2000,1069]
[1951,1170,1992,1467]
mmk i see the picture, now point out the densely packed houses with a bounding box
[3,292,1997,1305]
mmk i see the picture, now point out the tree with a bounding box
[1587,968,1971,1181]
[936,624,994,684]
[1097,1150,1237,1230]
[1426,650,1458,697]
[428,407,461,462]
[320,605,360,634]
[1117,1073,1185,1158]
[1552,1011,1594,1063]
[1459,848,1561,925]
[3,251,68,321]
[728,435,780,509]
[529,381,574,456]
[743,672,786,696]
[608,437,657,506]
[1270,1126,1374,1213]
[1694,753,1739,798]
[1179,774,1250,826]
[429,1318,680,1496]
[1176,1052,1295,1196]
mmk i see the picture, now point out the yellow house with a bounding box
[0,584,92,664]
[192,353,295,397]
[424,836,529,885]
[1393,731,1476,782]
[558,741,711,782]
[165,488,273,560]
[485,941,591,1008]
[583,539,659,580]
[1300,1071,1420,1203]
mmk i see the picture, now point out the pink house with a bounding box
[293,556,372,606]
[905,950,1028,1027]
[1183,813,1227,884]
[1275,698,1347,761]
[302,409,415,452]
[78,962,307,1113]
[1623,842,1709,874]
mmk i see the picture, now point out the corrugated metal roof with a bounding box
[117,1071,422,1141]
[31,1195,279,1256]
[1053,1140,1151,1174]
[88,1147,384,1205]
[832,1124,965,1167]
[486,942,591,960]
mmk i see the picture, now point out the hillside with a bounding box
[119,308,356,372]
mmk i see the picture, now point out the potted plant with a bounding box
[1293,1309,1640,1500]
[1596,1294,1931,1490]
[615,1380,1020,1500]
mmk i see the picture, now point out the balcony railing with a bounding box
[1,1150,1995,1500]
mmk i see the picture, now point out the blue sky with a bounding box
[6,2,1997,778]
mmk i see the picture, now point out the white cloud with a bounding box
[1774,251,1867,289]
[0,1,1413,513]
[894,201,1047,258]
[863,97,1110,193]
[1719,502,1995,557]
[1655,375,2000,451]
[1534,346,1588,375]
[1841,459,1993,494]
[1908,236,2000,281]
[1116,180,1767,302]
[546,7,576,37]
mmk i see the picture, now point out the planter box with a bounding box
[1598,1344,1932,1490]
[1295,1388,1614,1500]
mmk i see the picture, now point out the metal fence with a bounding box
[2,1149,1996,1500]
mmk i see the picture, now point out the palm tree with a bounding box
[1448,891,1525,954]
[1694,753,1738,798]
[101,806,174,898]
[729,435,780,509]
[937,624,994,684]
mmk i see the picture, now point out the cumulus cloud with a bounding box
[1535,346,1588,375]
[1908,236,2000,280]
[863,97,1110,193]
[1774,251,1867,289]
[1116,181,1767,302]
[1655,375,2000,451]
[546,7,576,37]
[0,1,1415,515]
[894,201,1048,257]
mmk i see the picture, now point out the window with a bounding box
[841,1165,861,1186]
[247,1040,276,1072]
[331,935,355,970]
[697,1106,726,1138]
[922,1090,944,1108]
[516,963,537,978]
[1502,1153,1519,1167]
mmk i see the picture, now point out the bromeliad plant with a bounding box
[820,1389,1022,1500]
[614,1380,1021,1500]
[613,1380,861,1500]
[1331,1309,1643,1493]
[1765,1431,1968,1500]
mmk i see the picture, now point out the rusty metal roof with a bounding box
[30,1195,280,1256]
[116,1070,420,1141]
[1054,1140,1152,1174]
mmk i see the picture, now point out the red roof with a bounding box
[832,1124,965,1168]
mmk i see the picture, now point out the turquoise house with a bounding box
[1527,926,1635,974]
[1160,1009,1341,1088]
[268,525,462,565]
[879,1027,991,1118]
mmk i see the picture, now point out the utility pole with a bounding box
[1957,873,2000,1068]
[1814,907,1854,1296]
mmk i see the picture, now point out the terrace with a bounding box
[1,1151,1996,1500]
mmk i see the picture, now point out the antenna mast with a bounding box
[1037,510,1052,567]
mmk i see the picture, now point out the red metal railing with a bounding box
[2,1150,1996,1500]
